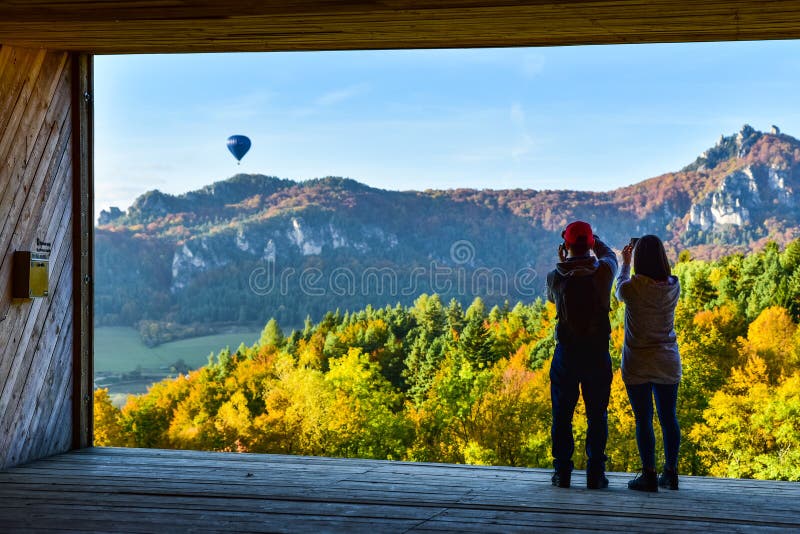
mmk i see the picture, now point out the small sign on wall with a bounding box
[13,250,49,299]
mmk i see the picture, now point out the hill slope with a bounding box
[95,125,800,331]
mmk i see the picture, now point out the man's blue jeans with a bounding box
[550,342,613,474]
[625,382,680,471]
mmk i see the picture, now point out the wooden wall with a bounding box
[0,45,78,469]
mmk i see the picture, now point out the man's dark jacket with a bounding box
[546,237,618,346]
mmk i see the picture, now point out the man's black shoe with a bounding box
[628,469,658,492]
[551,470,571,488]
[586,472,609,489]
[658,468,679,490]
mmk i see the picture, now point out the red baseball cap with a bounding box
[563,221,595,248]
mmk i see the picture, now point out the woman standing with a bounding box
[616,235,681,492]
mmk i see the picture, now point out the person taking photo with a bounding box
[616,234,682,492]
[546,221,617,489]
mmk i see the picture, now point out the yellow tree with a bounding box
[465,349,551,467]
[605,370,642,473]
[214,390,254,452]
[677,303,742,474]
[690,356,773,479]
[743,306,798,379]
[94,388,125,447]
[751,372,800,480]
[252,355,332,455]
[121,371,194,449]
[324,347,412,460]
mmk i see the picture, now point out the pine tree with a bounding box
[302,315,314,338]
[403,335,445,404]
[446,298,465,334]
[460,313,495,368]
[466,296,486,322]
[259,318,285,348]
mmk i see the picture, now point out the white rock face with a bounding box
[235,228,250,252]
[687,160,799,234]
[288,217,323,256]
[710,194,749,226]
[280,218,400,257]
[329,224,347,249]
[689,204,713,230]
[263,239,276,262]
[768,165,795,206]
[688,166,759,229]
[361,225,398,248]
[171,243,207,291]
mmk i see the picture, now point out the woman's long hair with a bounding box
[633,234,671,281]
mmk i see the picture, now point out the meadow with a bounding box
[95,327,261,404]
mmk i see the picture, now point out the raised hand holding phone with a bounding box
[558,242,568,262]
[622,240,634,265]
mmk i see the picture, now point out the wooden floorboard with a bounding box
[0,448,797,533]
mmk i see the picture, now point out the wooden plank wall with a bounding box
[4,0,800,53]
[0,45,76,470]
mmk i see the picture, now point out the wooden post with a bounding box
[71,53,93,449]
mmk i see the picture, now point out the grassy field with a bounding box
[95,327,262,374]
[95,327,262,406]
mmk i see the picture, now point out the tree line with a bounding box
[95,239,800,480]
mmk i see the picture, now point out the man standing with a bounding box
[546,221,617,489]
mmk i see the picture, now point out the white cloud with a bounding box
[205,91,274,121]
[290,83,370,118]
[509,103,535,159]
[511,133,535,159]
[408,48,546,79]
[520,53,546,79]
[510,102,526,127]
[315,83,370,107]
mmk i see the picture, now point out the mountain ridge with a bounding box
[105,124,797,223]
[96,125,800,331]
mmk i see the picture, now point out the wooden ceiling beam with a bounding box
[0,1,799,54]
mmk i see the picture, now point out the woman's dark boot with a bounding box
[628,468,658,492]
[659,468,679,490]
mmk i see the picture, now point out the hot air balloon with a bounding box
[226,135,251,164]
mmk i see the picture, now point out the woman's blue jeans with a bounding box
[625,382,680,471]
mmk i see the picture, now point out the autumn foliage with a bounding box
[96,240,800,481]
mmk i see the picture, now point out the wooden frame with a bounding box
[1,1,799,456]
[71,53,93,449]
[2,1,800,54]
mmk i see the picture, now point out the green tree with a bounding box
[259,318,285,348]
[459,313,495,368]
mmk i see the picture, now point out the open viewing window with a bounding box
[82,39,800,488]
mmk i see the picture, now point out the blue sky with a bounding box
[95,40,800,215]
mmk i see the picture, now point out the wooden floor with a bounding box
[1,448,799,533]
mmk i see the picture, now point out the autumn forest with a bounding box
[95,239,800,481]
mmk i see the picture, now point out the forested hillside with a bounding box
[95,126,800,339]
[95,239,800,480]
